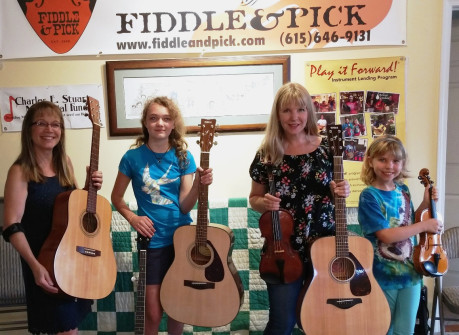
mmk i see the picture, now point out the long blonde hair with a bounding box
[361,135,409,185]
[258,82,318,165]
[15,101,74,187]
[133,96,189,169]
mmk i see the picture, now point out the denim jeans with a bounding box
[264,277,303,335]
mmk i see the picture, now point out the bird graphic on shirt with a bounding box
[141,163,178,205]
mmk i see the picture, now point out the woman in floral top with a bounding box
[249,82,350,335]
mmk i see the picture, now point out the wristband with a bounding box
[2,222,24,242]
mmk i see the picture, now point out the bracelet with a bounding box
[2,222,24,242]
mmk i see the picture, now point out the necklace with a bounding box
[146,143,169,163]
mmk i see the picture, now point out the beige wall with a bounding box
[0,1,443,208]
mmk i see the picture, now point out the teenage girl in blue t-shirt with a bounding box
[111,96,213,335]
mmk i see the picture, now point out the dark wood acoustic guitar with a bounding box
[298,124,390,335]
[38,96,116,299]
[160,119,244,327]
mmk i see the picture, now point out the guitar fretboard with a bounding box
[196,151,210,247]
[86,98,101,215]
[134,248,146,335]
[333,155,349,258]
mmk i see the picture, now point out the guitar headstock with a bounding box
[198,119,217,152]
[136,235,150,251]
[327,124,344,157]
[418,168,434,188]
[86,96,101,127]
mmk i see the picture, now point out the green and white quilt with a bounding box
[79,198,360,335]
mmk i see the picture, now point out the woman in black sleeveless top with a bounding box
[2,101,103,335]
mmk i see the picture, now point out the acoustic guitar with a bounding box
[133,235,150,335]
[298,124,390,335]
[38,96,116,299]
[160,119,244,327]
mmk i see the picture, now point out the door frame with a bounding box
[438,0,459,217]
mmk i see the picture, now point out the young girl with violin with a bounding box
[249,83,350,334]
[358,135,442,335]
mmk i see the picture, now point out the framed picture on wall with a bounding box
[105,56,290,136]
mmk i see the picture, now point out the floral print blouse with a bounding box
[249,141,335,262]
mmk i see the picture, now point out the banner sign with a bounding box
[0,0,406,59]
[305,56,406,207]
[0,85,105,132]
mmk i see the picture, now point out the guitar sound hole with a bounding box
[330,257,355,281]
[190,244,212,266]
[82,212,98,234]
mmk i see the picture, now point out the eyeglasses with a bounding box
[32,121,63,129]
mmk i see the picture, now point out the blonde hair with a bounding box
[258,82,318,165]
[14,101,74,187]
[133,96,189,168]
[361,135,409,185]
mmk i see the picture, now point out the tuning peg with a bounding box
[213,141,218,146]
[196,140,200,145]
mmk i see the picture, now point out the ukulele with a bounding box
[38,96,117,299]
[258,164,303,284]
[299,124,390,335]
[134,235,150,335]
[413,168,448,277]
[160,119,244,327]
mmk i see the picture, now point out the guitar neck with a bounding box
[333,154,349,258]
[134,248,147,335]
[86,97,101,214]
[196,151,210,246]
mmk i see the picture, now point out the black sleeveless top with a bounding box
[21,177,92,334]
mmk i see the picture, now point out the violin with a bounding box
[258,166,303,284]
[413,168,448,277]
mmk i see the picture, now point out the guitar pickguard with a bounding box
[348,252,371,296]
[205,241,224,282]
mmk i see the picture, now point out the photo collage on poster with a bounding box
[312,90,400,162]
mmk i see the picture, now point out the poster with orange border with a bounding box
[306,56,405,207]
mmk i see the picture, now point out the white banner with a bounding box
[0,85,105,132]
[0,0,407,59]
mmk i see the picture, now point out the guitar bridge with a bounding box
[327,298,362,309]
[76,246,101,257]
[184,280,215,290]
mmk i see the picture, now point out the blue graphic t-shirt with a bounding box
[358,184,422,290]
[119,144,196,248]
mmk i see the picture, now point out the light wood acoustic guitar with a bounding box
[298,124,390,335]
[160,119,244,327]
[38,96,116,299]
[133,235,150,335]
